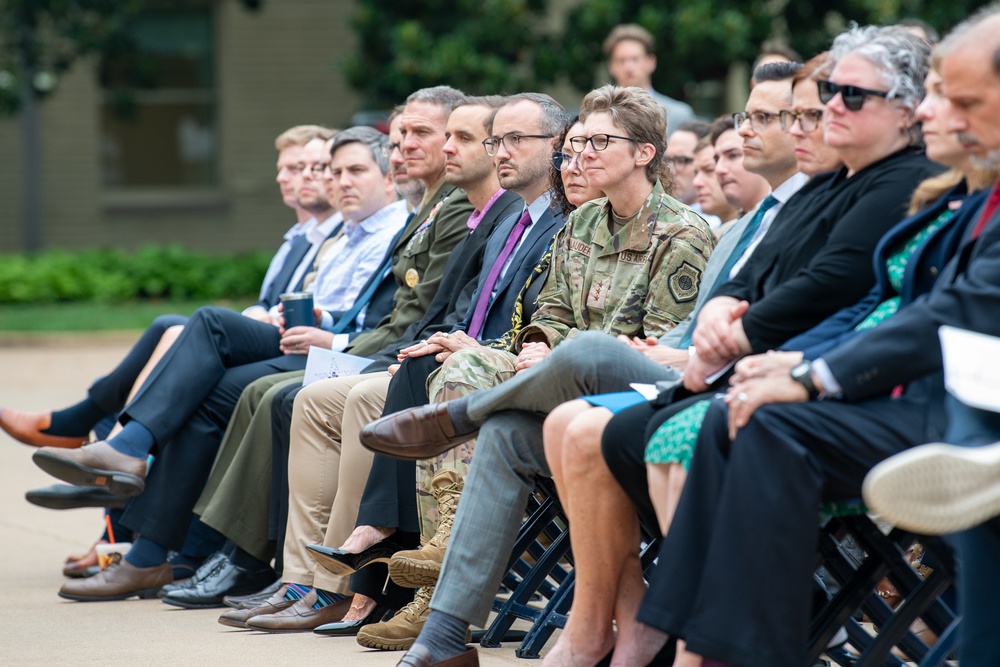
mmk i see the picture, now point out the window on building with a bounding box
[99,5,216,189]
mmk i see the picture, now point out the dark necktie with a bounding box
[467,210,533,339]
[678,194,778,348]
[260,233,313,309]
[330,217,411,334]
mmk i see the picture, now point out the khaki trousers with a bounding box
[282,372,392,593]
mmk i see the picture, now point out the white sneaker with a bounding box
[863,441,1000,535]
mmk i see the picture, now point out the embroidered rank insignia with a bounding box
[668,262,701,303]
[587,279,608,310]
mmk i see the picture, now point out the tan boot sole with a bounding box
[388,555,441,589]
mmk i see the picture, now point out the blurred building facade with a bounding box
[0,0,360,253]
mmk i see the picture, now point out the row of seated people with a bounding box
[3,12,1000,667]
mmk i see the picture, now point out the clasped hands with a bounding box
[724,350,807,439]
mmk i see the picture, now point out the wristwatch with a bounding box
[790,361,820,399]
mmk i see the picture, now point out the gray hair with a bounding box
[937,3,1000,76]
[329,126,390,175]
[829,24,930,113]
[503,92,569,136]
[406,86,468,114]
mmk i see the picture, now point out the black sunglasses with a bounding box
[816,79,891,112]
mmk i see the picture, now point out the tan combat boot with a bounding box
[356,585,431,650]
[356,586,472,651]
[389,468,463,588]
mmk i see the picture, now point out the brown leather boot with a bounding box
[389,469,463,588]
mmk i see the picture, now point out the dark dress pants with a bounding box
[119,307,307,549]
[640,394,942,667]
[944,397,1000,667]
[88,314,189,414]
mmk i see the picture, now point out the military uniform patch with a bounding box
[620,250,649,264]
[668,262,701,303]
[569,239,592,256]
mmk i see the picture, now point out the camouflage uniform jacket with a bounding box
[514,179,714,350]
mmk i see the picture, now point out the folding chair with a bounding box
[810,502,958,667]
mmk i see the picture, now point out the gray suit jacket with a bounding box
[455,205,565,339]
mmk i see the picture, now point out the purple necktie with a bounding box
[467,210,533,338]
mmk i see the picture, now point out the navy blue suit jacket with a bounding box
[819,183,1000,412]
[455,204,565,341]
[785,183,988,359]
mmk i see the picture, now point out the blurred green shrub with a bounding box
[0,245,271,304]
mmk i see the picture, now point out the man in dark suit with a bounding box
[339,93,569,649]
[631,14,1000,665]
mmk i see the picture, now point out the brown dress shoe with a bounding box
[359,403,476,461]
[396,646,479,667]
[59,560,172,601]
[0,408,88,449]
[33,441,146,496]
[218,586,295,628]
[245,589,353,633]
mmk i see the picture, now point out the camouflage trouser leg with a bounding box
[414,347,519,540]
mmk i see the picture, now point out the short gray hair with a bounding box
[829,24,930,113]
[330,126,390,175]
[406,86,468,114]
[503,92,568,136]
[937,3,1000,76]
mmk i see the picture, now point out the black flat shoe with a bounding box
[306,540,400,577]
[313,605,390,636]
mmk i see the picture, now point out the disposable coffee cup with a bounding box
[280,292,315,329]
[96,542,132,570]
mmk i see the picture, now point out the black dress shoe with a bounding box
[161,552,276,609]
[157,551,227,598]
[26,484,130,510]
[313,605,391,636]
[307,540,401,577]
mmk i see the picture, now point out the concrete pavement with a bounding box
[0,334,540,666]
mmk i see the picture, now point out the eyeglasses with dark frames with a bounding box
[568,133,639,152]
[552,151,583,172]
[732,111,781,133]
[482,132,554,157]
[779,109,825,133]
[816,79,891,112]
